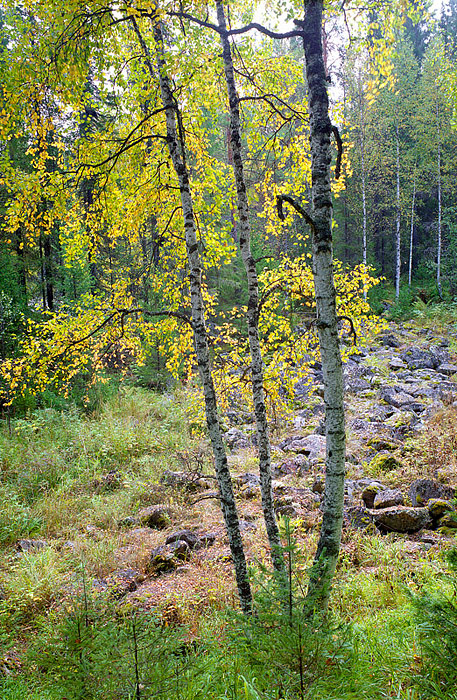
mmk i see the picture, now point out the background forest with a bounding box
[1,0,457,699]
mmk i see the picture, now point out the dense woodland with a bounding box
[1,0,457,699]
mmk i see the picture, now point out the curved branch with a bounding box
[332,125,343,180]
[337,315,357,345]
[276,194,316,236]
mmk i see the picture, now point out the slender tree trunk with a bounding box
[300,0,346,610]
[131,14,252,614]
[216,0,285,577]
[408,169,416,288]
[395,121,401,300]
[436,95,442,298]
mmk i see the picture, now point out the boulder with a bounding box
[373,488,404,509]
[137,505,173,529]
[379,386,415,409]
[165,529,200,549]
[345,506,374,530]
[225,428,250,451]
[279,434,326,462]
[437,363,457,376]
[408,479,455,506]
[400,347,440,370]
[373,506,431,533]
[427,499,453,519]
[437,512,457,529]
[16,539,48,553]
[361,482,386,508]
[368,452,403,473]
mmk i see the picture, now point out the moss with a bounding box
[368,453,403,473]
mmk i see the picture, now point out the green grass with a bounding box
[0,385,456,699]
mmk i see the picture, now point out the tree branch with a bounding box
[332,125,343,180]
[276,194,316,235]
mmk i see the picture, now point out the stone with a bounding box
[345,506,374,530]
[361,483,384,508]
[137,505,172,529]
[437,363,457,376]
[168,540,191,560]
[166,530,200,549]
[368,452,403,473]
[16,539,48,553]
[400,347,440,370]
[346,377,371,394]
[373,506,431,533]
[279,434,326,462]
[103,569,143,599]
[195,533,216,548]
[408,479,455,506]
[373,488,404,509]
[427,499,453,518]
[379,386,415,409]
[225,428,250,451]
[437,512,457,529]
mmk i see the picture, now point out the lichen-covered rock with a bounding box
[437,512,457,529]
[427,499,453,518]
[16,539,48,553]
[380,386,415,409]
[345,506,374,530]
[368,452,403,473]
[361,482,384,508]
[137,505,173,529]
[373,506,431,533]
[166,530,199,549]
[279,434,326,462]
[408,479,455,506]
[373,489,404,509]
[148,545,177,574]
[225,428,250,451]
[400,347,441,370]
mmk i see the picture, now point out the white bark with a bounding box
[301,0,346,610]
[395,121,401,300]
[132,15,252,613]
[408,169,416,287]
[436,95,442,298]
[216,0,284,577]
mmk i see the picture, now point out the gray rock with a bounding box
[166,530,200,549]
[379,386,415,409]
[279,434,326,461]
[373,489,404,509]
[16,539,48,552]
[437,363,457,376]
[225,428,250,451]
[137,505,173,529]
[345,506,374,530]
[361,483,384,509]
[346,377,371,394]
[379,333,402,348]
[408,479,455,506]
[373,506,431,533]
[400,347,446,370]
[389,357,407,370]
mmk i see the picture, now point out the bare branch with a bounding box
[332,125,343,180]
[276,194,316,235]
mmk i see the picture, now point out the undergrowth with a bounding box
[0,386,456,698]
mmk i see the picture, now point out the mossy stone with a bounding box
[369,453,403,473]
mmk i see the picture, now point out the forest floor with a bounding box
[1,317,457,699]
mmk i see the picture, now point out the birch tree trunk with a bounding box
[395,120,401,300]
[436,94,442,298]
[408,169,416,287]
[131,14,252,614]
[300,0,346,610]
[216,0,285,577]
